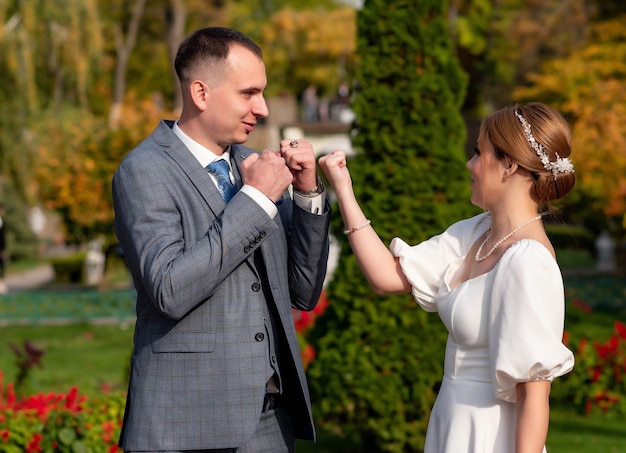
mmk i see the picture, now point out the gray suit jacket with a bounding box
[112,120,331,451]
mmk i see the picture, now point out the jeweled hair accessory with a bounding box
[514,110,574,180]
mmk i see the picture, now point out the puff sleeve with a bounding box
[390,213,490,312]
[490,240,575,403]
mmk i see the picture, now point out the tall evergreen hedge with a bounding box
[307,0,476,451]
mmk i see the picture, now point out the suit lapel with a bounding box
[229,145,255,189]
[155,120,226,213]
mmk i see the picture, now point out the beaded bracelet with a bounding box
[344,219,371,236]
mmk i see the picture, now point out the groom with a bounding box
[112,27,331,452]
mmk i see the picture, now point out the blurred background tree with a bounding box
[0,0,355,250]
[449,0,626,259]
[450,0,590,117]
[2,0,625,257]
[307,0,474,450]
[514,14,626,241]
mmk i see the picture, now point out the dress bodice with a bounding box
[438,269,492,383]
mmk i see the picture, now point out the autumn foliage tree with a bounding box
[257,6,357,98]
[0,0,354,247]
[4,0,622,255]
[514,15,626,238]
[0,0,357,248]
[30,98,175,243]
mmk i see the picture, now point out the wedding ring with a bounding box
[289,140,299,148]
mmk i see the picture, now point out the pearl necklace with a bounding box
[475,215,542,262]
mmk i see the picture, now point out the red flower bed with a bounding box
[557,300,626,416]
[0,371,125,452]
[293,290,329,368]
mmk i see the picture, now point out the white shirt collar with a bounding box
[172,121,231,169]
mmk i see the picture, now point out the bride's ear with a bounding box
[502,161,519,182]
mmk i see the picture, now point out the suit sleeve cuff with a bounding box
[240,185,278,218]
[293,191,326,215]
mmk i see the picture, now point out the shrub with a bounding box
[552,304,626,416]
[0,372,125,452]
[307,0,474,451]
[49,252,87,285]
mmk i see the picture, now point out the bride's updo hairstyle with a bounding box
[480,102,576,208]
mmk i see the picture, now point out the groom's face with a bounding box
[202,44,269,151]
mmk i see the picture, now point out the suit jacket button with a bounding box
[255,332,265,342]
[251,282,261,292]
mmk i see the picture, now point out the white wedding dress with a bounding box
[390,213,574,453]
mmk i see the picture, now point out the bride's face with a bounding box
[466,137,507,210]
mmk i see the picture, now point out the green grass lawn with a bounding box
[297,412,626,452]
[547,411,626,453]
[0,323,133,395]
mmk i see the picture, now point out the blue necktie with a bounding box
[207,160,237,203]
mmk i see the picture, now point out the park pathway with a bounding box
[4,264,55,292]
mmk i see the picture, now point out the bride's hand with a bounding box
[318,150,352,190]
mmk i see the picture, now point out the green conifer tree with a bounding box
[307,0,476,451]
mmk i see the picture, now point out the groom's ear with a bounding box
[189,80,210,110]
